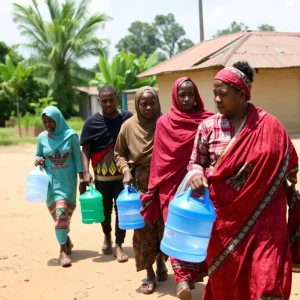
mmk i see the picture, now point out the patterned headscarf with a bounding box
[214,67,252,100]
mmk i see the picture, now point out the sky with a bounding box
[1,0,300,68]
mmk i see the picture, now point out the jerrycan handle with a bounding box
[186,187,209,203]
[36,165,45,172]
[89,183,94,194]
[124,184,137,195]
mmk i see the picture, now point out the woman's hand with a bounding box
[123,170,133,186]
[189,174,208,194]
[35,157,44,167]
[79,182,86,195]
[83,171,93,187]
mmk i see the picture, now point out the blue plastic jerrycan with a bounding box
[26,166,49,203]
[160,187,216,263]
[116,185,145,230]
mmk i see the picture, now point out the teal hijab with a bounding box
[41,106,77,152]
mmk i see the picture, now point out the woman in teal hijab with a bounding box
[35,106,83,267]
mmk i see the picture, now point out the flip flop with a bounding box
[177,281,192,300]
[156,268,168,281]
[60,256,72,268]
[141,281,156,294]
[102,241,113,255]
[114,251,128,263]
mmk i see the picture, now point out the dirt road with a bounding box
[1,144,300,300]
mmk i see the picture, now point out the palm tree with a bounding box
[0,55,36,136]
[89,51,160,106]
[13,0,110,116]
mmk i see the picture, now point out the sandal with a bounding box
[60,256,72,268]
[102,241,113,255]
[177,281,192,300]
[141,281,156,294]
[114,251,128,263]
[156,268,168,281]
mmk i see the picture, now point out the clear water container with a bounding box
[26,166,49,203]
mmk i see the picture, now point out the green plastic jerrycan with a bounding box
[79,184,105,224]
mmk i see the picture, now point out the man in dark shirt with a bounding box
[80,86,132,262]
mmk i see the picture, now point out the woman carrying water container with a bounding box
[35,106,84,267]
[141,78,213,299]
[188,61,300,299]
[114,86,168,294]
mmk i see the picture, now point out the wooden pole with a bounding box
[199,0,204,42]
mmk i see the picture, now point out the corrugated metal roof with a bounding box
[138,31,300,77]
[75,86,98,95]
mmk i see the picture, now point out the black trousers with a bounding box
[95,180,126,244]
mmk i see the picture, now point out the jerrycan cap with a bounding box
[116,185,141,205]
[169,188,216,221]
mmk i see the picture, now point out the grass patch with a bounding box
[67,117,84,133]
[0,128,37,146]
[0,116,83,146]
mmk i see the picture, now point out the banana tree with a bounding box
[0,55,36,136]
[89,51,160,106]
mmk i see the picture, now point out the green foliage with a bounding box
[0,41,23,65]
[116,22,159,58]
[116,13,194,59]
[214,22,276,37]
[257,24,275,31]
[154,13,194,58]
[214,21,248,37]
[67,116,84,132]
[29,97,57,116]
[13,0,111,116]
[89,51,160,105]
[20,113,43,127]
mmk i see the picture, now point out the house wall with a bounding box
[126,91,136,113]
[90,95,100,116]
[157,70,218,114]
[78,93,90,120]
[158,68,300,134]
[251,68,300,134]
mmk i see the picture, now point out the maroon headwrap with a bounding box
[214,67,252,100]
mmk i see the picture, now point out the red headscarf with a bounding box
[214,67,252,100]
[140,77,214,224]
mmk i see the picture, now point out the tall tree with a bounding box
[0,55,36,136]
[154,13,194,58]
[214,21,248,37]
[13,0,110,116]
[89,51,160,106]
[257,24,275,31]
[116,22,159,58]
[0,42,23,65]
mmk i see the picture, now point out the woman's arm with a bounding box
[187,123,210,192]
[35,135,44,167]
[81,143,93,188]
[114,125,133,186]
[71,135,84,193]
